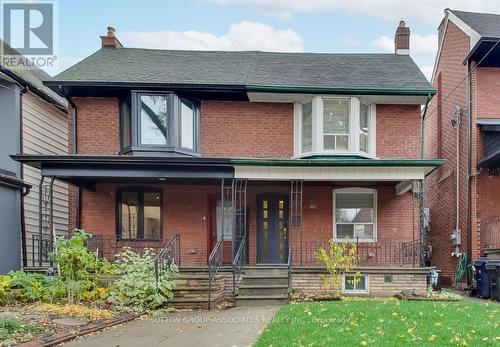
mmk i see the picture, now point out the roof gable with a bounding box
[451,10,500,39]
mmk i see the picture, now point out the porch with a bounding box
[14,154,441,306]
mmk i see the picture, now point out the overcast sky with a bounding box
[52,0,500,80]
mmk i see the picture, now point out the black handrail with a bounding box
[154,234,180,285]
[207,239,224,310]
[287,241,292,301]
[232,238,247,300]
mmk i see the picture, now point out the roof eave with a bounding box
[245,85,436,96]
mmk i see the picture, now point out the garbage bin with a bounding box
[486,263,497,300]
[475,259,490,298]
[491,264,500,302]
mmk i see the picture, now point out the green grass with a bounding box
[0,317,44,347]
[255,299,499,347]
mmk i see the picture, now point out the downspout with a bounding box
[419,93,432,266]
[60,87,80,229]
[466,60,473,273]
[20,85,29,268]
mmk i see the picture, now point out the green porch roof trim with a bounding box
[230,157,444,168]
[246,85,436,96]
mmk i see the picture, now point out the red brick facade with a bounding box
[425,20,500,283]
[79,182,418,266]
[70,95,426,267]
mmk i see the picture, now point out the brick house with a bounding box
[425,9,500,284]
[15,22,442,305]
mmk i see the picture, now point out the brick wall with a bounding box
[80,182,418,267]
[200,100,294,158]
[376,104,421,158]
[424,21,470,283]
[74,97,120,154]
[292,271,428,296]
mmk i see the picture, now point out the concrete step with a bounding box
[236,295,288,306]
[240,275,289,286]
[242,268,289,277]
[238,284,288,296]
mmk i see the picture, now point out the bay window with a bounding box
[120,91,200,156]
[294,96,375,157]
[333,188,376,242]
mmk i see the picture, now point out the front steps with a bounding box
[236,265,289,306]
[170,267,232,309]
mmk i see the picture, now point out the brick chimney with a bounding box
[100,26,123,48]
[394,20,410,54]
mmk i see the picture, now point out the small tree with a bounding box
[315,239,360,297]
[52,229,97,304]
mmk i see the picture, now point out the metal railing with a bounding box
[208,239,224,310]
[287,241,292,301]
[31,233,53,267]
[481,218,500,251]
[154,234,180,285]
[84,235,166,261]
[290,239,422,267]
[232,237,247,299]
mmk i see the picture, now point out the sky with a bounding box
[48,0,500,80]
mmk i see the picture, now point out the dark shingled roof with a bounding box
[0,40,67,109]
[451,9,500,39]
[48,48,433,94]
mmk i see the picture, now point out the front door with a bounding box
[257,194,289,264]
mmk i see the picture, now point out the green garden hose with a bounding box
[455,253,473,287]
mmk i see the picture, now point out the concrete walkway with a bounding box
[64,305,281,347]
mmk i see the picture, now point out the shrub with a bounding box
[51,229,101,304]
[315,239,360,297]
[0,317,43,347]
[108,248,178,312]
[0,275,13,305]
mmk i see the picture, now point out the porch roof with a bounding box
[12,154,443,186]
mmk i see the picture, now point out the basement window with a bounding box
[342,274,369,294]
[294,96,376,157]
[120,91,200,156]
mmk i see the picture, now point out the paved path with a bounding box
[64,305,281,347]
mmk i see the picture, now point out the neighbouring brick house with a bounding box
[425,9,500,285]
[15,22,442,305]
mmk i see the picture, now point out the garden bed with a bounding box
[0,304,139,347]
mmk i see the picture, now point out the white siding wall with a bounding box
[21,92,68,266]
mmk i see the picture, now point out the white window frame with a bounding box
[293,96,376,158]
[342,273,369,294]
[333,187,377,242]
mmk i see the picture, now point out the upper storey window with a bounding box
[121,91,200,156]
[295,96,376,157]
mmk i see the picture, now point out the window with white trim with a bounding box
[294,96,376,157]
[342,274,369,294]
[333,188,376,242]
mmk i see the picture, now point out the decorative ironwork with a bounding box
[154,234,181,285]
[290,180,303,265]
[36,176,55,267]
[31,233,53,267]
[290,239,423,267]
[233,179,247,259]
[287,241,292,301]
[208,178,232,310]
[232,237,246,299]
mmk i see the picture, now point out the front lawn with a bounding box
[255,299,499,347]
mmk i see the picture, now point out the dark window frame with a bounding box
[119,91,201,156]
[116,187,163,241]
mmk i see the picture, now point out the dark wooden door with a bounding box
[257,194,289,264]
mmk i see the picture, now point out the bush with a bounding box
[0,317,43,347]
[108,247,178,312]
[315,239,360,297]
